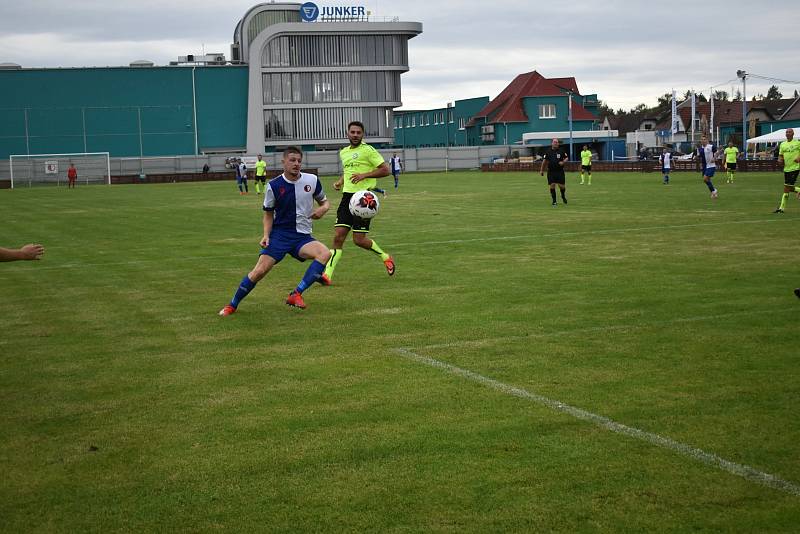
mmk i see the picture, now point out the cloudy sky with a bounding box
[1,0,798,111]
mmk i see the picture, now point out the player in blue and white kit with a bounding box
[219,146,331,314]
[660,147,672,184]
[390,153,402,189]
[235,159,248,195]
[696,135,719,199]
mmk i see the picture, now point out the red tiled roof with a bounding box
[471,70,596,124]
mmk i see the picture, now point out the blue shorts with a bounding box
[260,230,316,262]
[662,167,670,174]
[704,167,716,178]
[236,175,247,184]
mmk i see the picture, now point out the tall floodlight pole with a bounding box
[737,70,747,157]
[710,87,715,143]
[568,91,574,160]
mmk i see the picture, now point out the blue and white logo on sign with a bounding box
[300,2,319,21]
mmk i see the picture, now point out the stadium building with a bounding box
[0,3,422,160]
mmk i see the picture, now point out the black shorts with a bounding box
[547,170,566,185]
[727,162,737,170]
[256,175,266,183]
[581,165,591,172]
[785,170,800,186]
[335,192,371,233]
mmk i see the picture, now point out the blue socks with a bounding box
[705,180,715,192]
[295,260,325,294]
[231,275,256,308]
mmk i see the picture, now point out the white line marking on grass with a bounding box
[393,347,800,497]
[414,307,799,350]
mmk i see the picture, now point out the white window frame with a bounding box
[539,104,556,119]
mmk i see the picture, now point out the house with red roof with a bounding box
[392,70,613,157]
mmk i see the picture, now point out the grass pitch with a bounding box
[2,170,800,532]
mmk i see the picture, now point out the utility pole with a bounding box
[737,70,748,157]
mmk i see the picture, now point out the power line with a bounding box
[747,73,800,85]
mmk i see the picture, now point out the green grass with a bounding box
[2,170,799,532]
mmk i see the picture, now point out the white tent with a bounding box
[746,128,793,144]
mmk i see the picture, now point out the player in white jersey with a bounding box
[218,146,331,315]
[660,147,672,185]
[390,153,402,189]
[696,135,719,199]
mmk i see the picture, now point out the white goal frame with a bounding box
[9,152,111,188]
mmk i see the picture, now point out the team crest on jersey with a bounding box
[304,184,311,192]
[352,153,358,159]
[279,186,286,196]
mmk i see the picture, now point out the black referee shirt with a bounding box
[544,147,568,172]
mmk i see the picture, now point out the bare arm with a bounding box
[540,158,546,175]
[351,162,390,184]
[0,244,44,262]
[260,211,274,248]
[311,198,330,220]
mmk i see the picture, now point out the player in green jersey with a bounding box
[774,128,800,213]
[579,145,593,185]
[723,141,739,184]
[254,154,267,194]
[323,121,394,283]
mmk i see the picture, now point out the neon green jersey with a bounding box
[779,139,800,173]
[580,150,592,166]
[724,147,739,163]
[255,160,267,176]
[340,142,385,194]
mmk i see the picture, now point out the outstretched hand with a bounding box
[20,243,45,260]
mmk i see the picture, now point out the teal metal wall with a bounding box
[393,97,489,148]
[0,66,247,159]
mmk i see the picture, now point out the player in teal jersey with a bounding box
[774,128,800,213]
[723,141,739,183]
[323,121,394,282]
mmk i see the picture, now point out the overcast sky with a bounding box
[1,0,798,111]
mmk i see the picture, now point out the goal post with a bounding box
[9,152,111,188]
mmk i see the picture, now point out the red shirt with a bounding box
[68,167,77,179]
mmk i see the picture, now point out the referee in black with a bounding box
[539,138,569,206]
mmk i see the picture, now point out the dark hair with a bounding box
[347,121,365,133]
[283,146,303,158]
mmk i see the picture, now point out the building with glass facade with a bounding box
[234,3,422,153]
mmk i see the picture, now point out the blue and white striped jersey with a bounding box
[697,144,718,169]
[263,172,326,235]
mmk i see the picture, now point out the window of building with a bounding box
[264,106,388,141]
[263,35,409,67]
[539,104,556,119]
[411,115,416,127]
[263,71,400,105]
[459,117,465,129]
[448,110,453,123]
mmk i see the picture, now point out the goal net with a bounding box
[9,152,111,188]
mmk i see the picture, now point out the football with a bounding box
[348,190,380,219]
